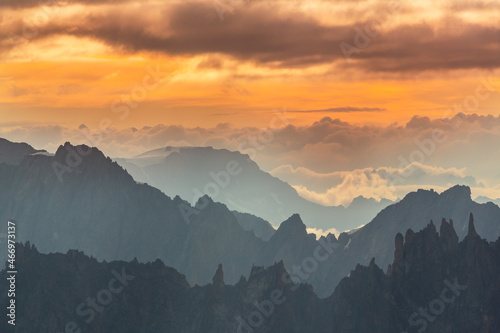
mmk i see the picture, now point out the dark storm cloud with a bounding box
[0,0,129,9]
[2,1,499,72]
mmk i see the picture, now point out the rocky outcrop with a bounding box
[329,214,500,332]
[319,185,500,296]
[212,264,225,295]
[0,243,328,333]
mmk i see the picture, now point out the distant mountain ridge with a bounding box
[476,195,500,206]
[0,138,44,165]
[232,211,276,241]
[114,146,393,232]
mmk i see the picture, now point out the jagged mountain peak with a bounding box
[54,142,106,164]
[467,212,478,238]
[195,194,215,208]
[439,218,459,251]
[397,186,471,206]
[397,185,472,209]
[51,142,133,181]
[248,260,287,284]
[212,263,225,293]
[421,220,439,238]
[319,232,338,244]
[368,257,376,268]
[441,184,472,200]
[273,214,307,238]
[400,187,439,203]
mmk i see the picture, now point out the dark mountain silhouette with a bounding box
[0,138,44,165]
[0,142,319,288]
[2,141,500,298]
[114,146,393,231]
[327,186,500,291]
[3,215,499,332]
[0,142,267,287]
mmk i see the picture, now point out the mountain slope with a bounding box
[0,142,319,288]
[115,146,392,231]
[0,143,264,286]
[0,143,189,264]
[232,210,276,241]
[349,185,500,270]
[0,138,43,165]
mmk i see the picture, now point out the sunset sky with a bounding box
[1,0,500,206]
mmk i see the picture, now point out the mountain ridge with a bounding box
[3,215,499,332]
[2,139,500,298]
[114,145,393,231]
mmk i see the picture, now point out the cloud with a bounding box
[0,124,64,148]
[445,0,499,11]
[3,113,500,169]
[1,1,499,72]
[290,107,385,113]
[271,162,480,206]
[307,227,341,239]
[0,0,130,9]
[2,113,500,199]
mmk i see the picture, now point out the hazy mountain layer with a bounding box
[115,146,393,231]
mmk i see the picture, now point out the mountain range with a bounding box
[3,214,499,332]
[114,146,393,232]
[1,139,500,298]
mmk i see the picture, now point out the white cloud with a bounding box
[271,162,479,206]
[306,227,341,239]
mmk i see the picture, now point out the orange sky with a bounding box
[0,0,499,129]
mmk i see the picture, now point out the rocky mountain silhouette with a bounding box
[2,140,500,298]
[324,185,500,295]
[2,214,499,332]
[0,138,44,165]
